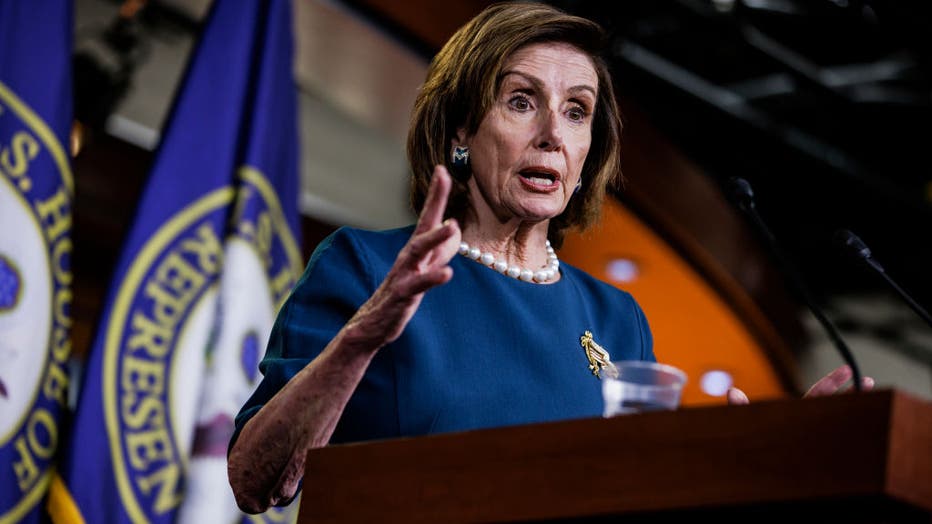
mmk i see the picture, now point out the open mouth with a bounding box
[519,168,560,188]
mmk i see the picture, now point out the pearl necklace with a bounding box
[457,240,560,283]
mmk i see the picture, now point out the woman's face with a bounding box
[457,42,597,226]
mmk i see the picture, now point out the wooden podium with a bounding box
[297,390,931,522]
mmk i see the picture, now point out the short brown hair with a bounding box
[407,2,623,247]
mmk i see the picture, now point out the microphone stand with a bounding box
[729,178,863,391]
[835,229,932,330]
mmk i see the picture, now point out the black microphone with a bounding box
[728,177,864,391]
[834,229,932,330]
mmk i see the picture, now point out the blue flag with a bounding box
[59,0,302,522]
[0,2,74,523]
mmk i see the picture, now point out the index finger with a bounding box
[415,165,453,233]
[805,364,853,397]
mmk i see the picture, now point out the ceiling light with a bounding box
[606,258,639,283]
[700,370,734,396]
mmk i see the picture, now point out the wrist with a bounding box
[339,321,385,355]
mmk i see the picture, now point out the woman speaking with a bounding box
[227,2,867,513]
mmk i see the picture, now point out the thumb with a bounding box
[727,387,749,405]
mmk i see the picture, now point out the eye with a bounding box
[508,95,532,112]
[566,105,589,123]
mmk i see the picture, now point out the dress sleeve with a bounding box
[632,297,655,362]
[229,228,376,451]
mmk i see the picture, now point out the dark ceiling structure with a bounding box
[549,0,932,307]
[80,0,932,318]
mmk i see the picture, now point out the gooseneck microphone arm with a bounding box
[835,229,932,330]
[729,177,863,392]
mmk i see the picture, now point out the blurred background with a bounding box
[70,0,931,404]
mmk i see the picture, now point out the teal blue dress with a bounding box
[233,226,654,445]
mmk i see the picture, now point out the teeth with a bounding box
[527,176,552,186]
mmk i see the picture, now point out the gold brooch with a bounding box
[580,331,618,379]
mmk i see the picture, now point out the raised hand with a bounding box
[347,165,462,348]
[727,365,874,405]
[229,166,462,512]
[803,364,874,397]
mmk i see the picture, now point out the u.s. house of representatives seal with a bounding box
[102,166,300,523]
[0,81,73,524]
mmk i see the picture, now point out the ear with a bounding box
[451,127,468,148]
[449,127,472,182]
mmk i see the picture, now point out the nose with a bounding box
[535,109,564,152]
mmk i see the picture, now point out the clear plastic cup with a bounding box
[602,360,688,416]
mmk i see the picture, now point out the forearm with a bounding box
[227,321,382,513]
[229,169,458,513]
